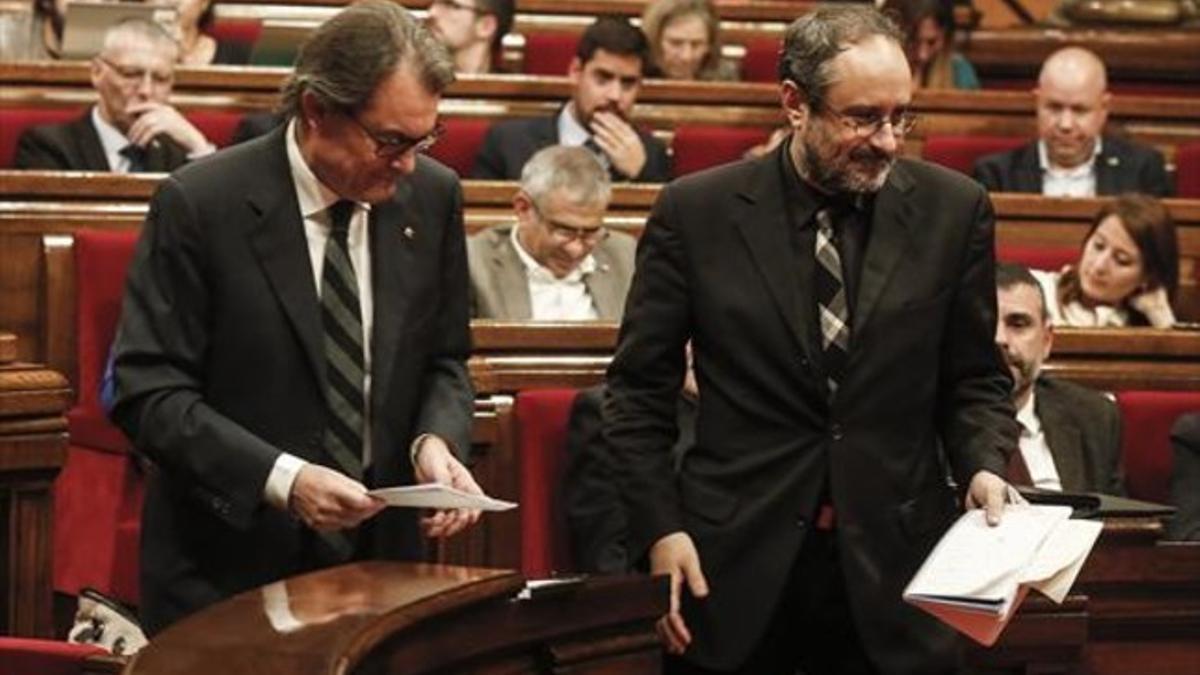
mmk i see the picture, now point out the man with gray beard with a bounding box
[603,5,1020,674]
[994,263,1124,495]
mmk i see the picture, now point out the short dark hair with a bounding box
[477,0,515,50]
[777,5,904,108]
[996,262,1049,321]
[576,16,650,67]
[280,0,454,119]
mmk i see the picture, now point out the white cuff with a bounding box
[264,452,306,511]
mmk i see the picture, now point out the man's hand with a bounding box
[413,435,483,538]
[649,531,709,655]
[289,464,384,531]
[126,102,213,155]
[964,470,1023,526]
[590,110,647,179]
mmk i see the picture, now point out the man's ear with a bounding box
[89,56,104,90]
[513,190,534,221]
[1041,321,1055,362]
[298,90,328,131]
[475,13,498,42]
[780,80,809,130]
[567,57,583,83]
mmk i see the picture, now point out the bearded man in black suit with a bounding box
[604,6,1021,674]
[109,1,481,635]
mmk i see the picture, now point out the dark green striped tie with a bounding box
[318,201,366,560]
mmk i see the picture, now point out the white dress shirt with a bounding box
[1016,391,1063,491]
[1038,138,1102,198]
[511,226,600,320]
[263,119,375,510]
[91,106,138,173]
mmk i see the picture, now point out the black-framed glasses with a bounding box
[431,0,490,15]
[822,105,918,138]
[531,202,608,245]
[348,116,444,159]
[96,56,173,87]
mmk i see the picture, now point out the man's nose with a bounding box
[389,150,418,175]
[869,122,900,154]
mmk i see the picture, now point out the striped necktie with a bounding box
[815,206,850,397]
[321,200,366,484]
[119,144,147,173]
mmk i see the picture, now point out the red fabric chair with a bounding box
[54,230,144,605]
[995,244,1077,274]
[921,135,1028,176]
[0,638,105,675]
[516,388,581,578]
[184,110,247,149]
[1115,390,1200,504]
[740,37,780,83]
[1175,141,1200,199]
[0,106,86,168]
[672,125,770,178]
[205,17,263,48]
[427,118,492,177]
[521,32,579,76]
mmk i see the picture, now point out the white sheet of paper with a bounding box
[368,484,517,511]
[1027,519,1103,603]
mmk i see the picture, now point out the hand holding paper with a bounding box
[412,435,486,538]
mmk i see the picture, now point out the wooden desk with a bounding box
[123,562,667,675]
[0,332,71,638]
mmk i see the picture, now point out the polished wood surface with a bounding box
[124,562,667,675]
[0,332,71,637]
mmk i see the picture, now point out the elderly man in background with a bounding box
[468,145,636,321]
[15,18,214,171]
[973,46,1170,197]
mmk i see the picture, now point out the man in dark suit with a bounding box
[1168,412,1200,541]
[995,263,1125,495]
[109,1,480,635]
[973,46,1170,197]
[603,6,1020,674]
[471,16,671,183]
[14,18,214,172]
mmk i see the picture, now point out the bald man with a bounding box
[973,46,1170,197]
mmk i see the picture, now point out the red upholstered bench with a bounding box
[1176,141,1200,199]
[922,135,1028,176]
[54,230,144,606]
[516,388,581,578]
[996,244,1076,274]
[185,109,249,149]
[740,37,780,83]
[672,125,770,178]
[521,32,579,76]
[0,637,105,675]
[1115,390,1200,504]
[206,17,263,49]
[0,106,86,168]
[427,118,493,177]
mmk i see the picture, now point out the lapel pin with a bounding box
[403,226,415,240]
[1106,156,1119,166]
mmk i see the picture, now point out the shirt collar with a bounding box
[1015,388,1041,436]
[510,224,596,283]
[285,118,371,220]
[91,105,131,162]
[557,103,591,148]
[1037,137,1103,175]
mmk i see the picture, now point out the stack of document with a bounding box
[903,505,1103,646]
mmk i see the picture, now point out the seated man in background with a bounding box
[996,263,1126,494]
[426,0,513,74]
[472,16,671,182]
[467,145,636,321]
[1167,412,1200,541]
[973,46,1170,197]
[15,18,214,172]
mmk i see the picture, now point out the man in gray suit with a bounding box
[995,263,1125,495]
[467,145,636,321]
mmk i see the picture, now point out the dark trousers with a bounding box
[665,528,878,675]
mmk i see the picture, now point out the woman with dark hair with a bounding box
[881,0,979,90]
[170,0,250,65]
[1035,193,1179,328]
[640,0,736,81]
[0,0,65,59]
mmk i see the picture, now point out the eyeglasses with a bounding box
[431,0,490,14]
[97,56,173,87]
[349,115,444,159]
[532,203,608,245]
[822,105,917,138]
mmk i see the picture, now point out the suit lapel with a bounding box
[852,164,916,336]
[1036,382,1087,492]
[246,130,327,398]
[493,231,532,319]
[75,114,112,171]
[586,246,621,319]
[1095,143,1123,195]
[369,181,420,418]
[1013,143,1043,193]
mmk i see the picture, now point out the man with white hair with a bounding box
[467,145,636,320]
[973,46,1170,197]
[15,18,214,171]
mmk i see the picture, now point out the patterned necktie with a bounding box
[583,136,611,172]
[119,144,147,173]
[815,207,850,397]
[321,200,365,484]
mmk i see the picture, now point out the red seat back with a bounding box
[522,32,579,75]
[73,230,140,418]
[996,244,1077,274]
[1115,390,1200,503]
[0,638,105,675]
[672,125,769,178]
[184,109,246,149]
[740,37,780,83]
[427,118,492,177]
[1176,141,1200,198]
[516,388,581,577]
[0,106,86,168]
[206,17,263,48]
[922,135,1028,176]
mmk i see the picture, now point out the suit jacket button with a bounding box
[831,423,843,441]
